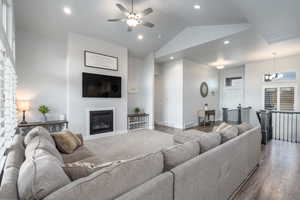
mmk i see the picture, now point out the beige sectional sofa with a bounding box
[0,125,261,200]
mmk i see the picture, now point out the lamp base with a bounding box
[19,120,27,124]
[20,110,27,124]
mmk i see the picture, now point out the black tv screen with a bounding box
[82,72,121,98]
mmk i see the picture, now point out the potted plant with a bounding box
[38,105,50,122]
[134,107,140,114]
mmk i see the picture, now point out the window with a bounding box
[0,0,16,172]
[264,88,278,110]
[264,86,296,111]
[2,0,7,33]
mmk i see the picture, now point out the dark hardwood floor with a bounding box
[234,140,300,200]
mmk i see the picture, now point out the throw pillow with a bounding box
[218,125,238,143]
[162,141,200,171]
[18,155,71,200]
[63,161,120,181]
[215,122,230,132]
[24,126,54,146]
[235,123,253,135]
[52,131,80,154]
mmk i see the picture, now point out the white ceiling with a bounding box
[15,0,300,66]
[15,0,247,57]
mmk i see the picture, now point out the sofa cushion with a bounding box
[11,134,25,150]
[52,131,81,154]
[235,123,254,135]
[218,125,239,143]
[44,152,164,200]
[0,167,19,199]
[25,136,63,163]
[173,130,206,144]
[61,146,94,164]
[18,155,71,200]
[162,141,200,171]
[198,132,221,153]
[63,161,121,181]
[24,126,54,146]
[5,147,25,170]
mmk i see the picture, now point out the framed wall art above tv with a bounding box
[84,50,118,71]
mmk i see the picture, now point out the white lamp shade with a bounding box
[17,100,31,111]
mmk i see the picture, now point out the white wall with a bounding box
[16,29,67,122]
[128,56,145,114]
[244,54,300,125]
[67,33,128,136]
[219,66,245,109]
[182,59,219,128]
[142,53,155,129]
[155,60,183,129]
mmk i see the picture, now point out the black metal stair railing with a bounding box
[271,111,300,143]
[222,105,252,124]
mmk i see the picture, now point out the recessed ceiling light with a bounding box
[170,56,174,60]
[137,34,144,40]
[224,40,230,45]
[193,4,201,10]
[216,65,224,69]
[63,6,72,15]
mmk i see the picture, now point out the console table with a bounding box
[198,110,216,127]
[17,120,69,135]
[128,113,149,130]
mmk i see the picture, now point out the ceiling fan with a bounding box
[108,0,154,32]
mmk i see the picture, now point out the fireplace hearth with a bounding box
[90,110,113,135]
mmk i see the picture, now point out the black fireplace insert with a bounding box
[90,110,113,135]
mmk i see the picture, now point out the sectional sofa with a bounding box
[0,125,261,200]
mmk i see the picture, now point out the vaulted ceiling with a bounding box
[15,0,300,66]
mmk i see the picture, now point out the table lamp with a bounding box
[17,100,30,124]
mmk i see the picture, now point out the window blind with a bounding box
[264,88,278,110]
[280,87,295,111]
[0,51,16,172]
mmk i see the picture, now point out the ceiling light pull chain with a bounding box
[132,0,134,13]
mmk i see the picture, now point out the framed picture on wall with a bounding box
[84,50,118,71]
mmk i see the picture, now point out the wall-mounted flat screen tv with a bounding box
[82,72,121,98]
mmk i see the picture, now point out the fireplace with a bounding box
[89,110,113,135]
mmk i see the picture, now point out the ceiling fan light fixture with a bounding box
[127,18,138,27]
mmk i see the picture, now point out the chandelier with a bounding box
[264,53,283,82]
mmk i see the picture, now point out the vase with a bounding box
[42,114,48,122]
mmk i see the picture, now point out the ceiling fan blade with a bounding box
[127,26,133,32]
[107,18,123,22]
[142,21,154,28]
[116,4,130,15]
[140,8,153,17]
